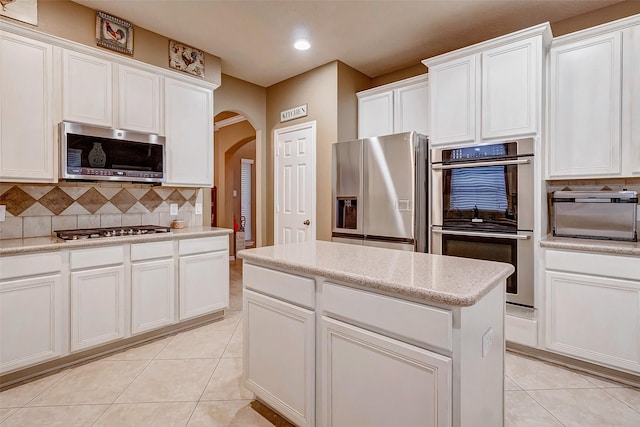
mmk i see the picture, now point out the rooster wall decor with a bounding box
[95,11,133,55]
[0,0,37,25]
[169,40,205,78]
[0,0,16,12]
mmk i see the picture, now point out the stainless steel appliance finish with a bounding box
[431,138,535,307]
[55,225,171,241]
[552,190,638,242]
[60,121,166,183]
[332,132,427,252]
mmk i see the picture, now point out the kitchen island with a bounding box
[238,241,514,427]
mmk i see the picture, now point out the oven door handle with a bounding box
[431,158,531,170]
[432,229,531,240]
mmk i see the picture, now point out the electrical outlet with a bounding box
[195,203,202,215]
[0,205,5,222]
[482,327,493,358]
[170,203,178,215]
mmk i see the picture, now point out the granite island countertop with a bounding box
[0,226,233,255]
[541,234,640,257]
[238,240,514,307]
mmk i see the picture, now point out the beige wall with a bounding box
[209,74,266,243]
[264,61,370,245]
[266,62,338,244]
[337,62,373,142]
[227,140,256,242]
[213,120,256,229]
[34,1,221,85]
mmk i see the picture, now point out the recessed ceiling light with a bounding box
[294,39,311,51]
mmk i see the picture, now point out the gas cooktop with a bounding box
[55,225,171,241]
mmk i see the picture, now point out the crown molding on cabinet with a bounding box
[423,22,552,68]
[551,13,640,46]
[0,19,219,91]
[356,73,428,99]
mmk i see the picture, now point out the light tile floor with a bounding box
[2,259,640,426]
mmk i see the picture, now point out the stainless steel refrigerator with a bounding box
[331,132,428,251]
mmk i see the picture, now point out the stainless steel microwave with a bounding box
[60,121,166,183]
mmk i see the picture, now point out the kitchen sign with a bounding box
[280,104,308,122]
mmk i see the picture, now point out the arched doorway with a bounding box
[213,111,257,257]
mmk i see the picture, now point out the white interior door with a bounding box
[274,121,316,245]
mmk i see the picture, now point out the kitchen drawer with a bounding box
[243,263,315,309]
[323,282,453,351]
[179,236,227,255]
[546,249,640,281]
[70,246,124,269]
[131,240,174,261]
[0,252,62,280]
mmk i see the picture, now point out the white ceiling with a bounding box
[73,0,624,87]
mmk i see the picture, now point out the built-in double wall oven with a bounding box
[431,138,535,307]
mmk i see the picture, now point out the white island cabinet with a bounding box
[239,241,513,427]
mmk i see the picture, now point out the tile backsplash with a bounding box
[0,182,203,239]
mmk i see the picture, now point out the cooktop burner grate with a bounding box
[55,225,171,241]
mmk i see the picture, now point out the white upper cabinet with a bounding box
[63,49,114,128]
[482,37,540,139]
[424,23,551,148]
[118,64,162,134]
[623,23,640,177]
[164,77,214,187]
[358,91,394,138]
[0,31,56,182]
[357,74,429,138]
[549,32,622,178]
[548,17,640,179]
[429,55,478,145]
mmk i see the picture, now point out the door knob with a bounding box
[303,219,310,225]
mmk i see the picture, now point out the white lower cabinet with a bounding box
[70,246,126,352]
[244,289,315,427]
[70,265,125,352]
[131,241,176,335]
[0,252,66,374]
[131,258,175,335]
[545,249,640,373]
[179,237,229,321]
[320,317,451,427]
[0,274,65,373]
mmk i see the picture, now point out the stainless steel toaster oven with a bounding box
[552,190,638,242]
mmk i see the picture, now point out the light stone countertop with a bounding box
[541,234,640,257]
[238,240,514,307]
[0,226,233,256]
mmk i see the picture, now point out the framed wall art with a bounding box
[169,40,205,78]
[96,11,133,55]
[0,0,38,26]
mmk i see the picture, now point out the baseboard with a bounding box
[507,343,640,388]
[505,310,538,348]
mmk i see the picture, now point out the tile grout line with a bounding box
[89,336,176,427]
[520,389,568,427]
[601,387,640,415]
[184,313,243,426]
